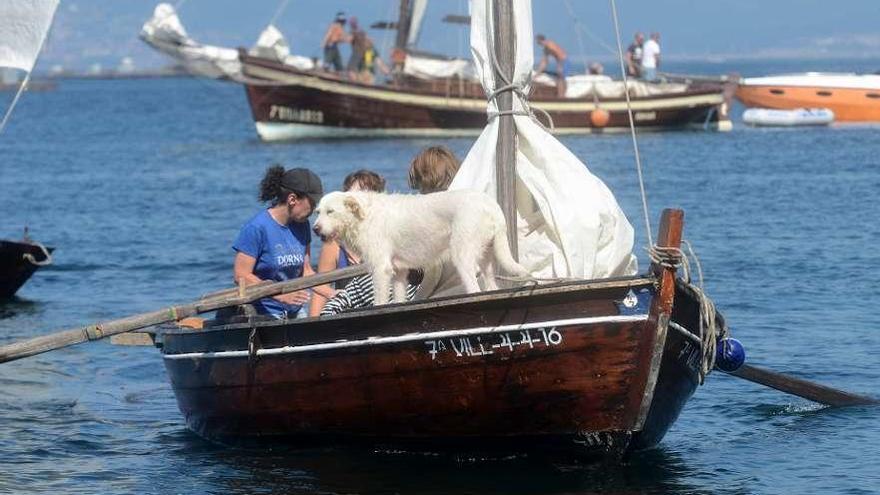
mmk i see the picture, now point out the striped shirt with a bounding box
[320,274,419,316]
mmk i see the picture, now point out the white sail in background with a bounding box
[140,3,242,80]
[0,0,59,72]
[452,0,637,280]
[406,0,429,48]
[249,25,315,71]
[0,0,60,134]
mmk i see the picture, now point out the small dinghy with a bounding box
[742,107,834,127]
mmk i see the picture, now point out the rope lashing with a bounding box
[83,324,104,341]
[22,241,53,267]
[650,241,729,383]
[482,0,555,132]
[485,83,555,131]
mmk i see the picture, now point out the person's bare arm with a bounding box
[233,252,263,286]
[302,247,337,300]
[376,57,391,76]
[309,241,340,316]
[536,54,548,74]
[321,26,332,48]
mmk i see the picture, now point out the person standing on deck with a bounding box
[640,32,661,82]
[346,17,390,84]
[626,32,644,78]
[321,12,349,72]
[233,166,334,319]
[535,34,567,97]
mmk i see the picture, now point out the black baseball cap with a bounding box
[281,168,323,206]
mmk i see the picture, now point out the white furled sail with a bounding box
[403,54,475,80]
[140,3,242,80]
[0,0,59,72]
[250,24,315,71]
[453,0,636,280]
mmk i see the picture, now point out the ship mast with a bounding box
[491,0,518,259]
[394,0,412,51]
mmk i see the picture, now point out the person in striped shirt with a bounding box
[320,146,460,316]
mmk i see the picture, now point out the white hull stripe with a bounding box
[163,314,649,360]
[244,64,725,112]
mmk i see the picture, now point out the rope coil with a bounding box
[22,241,53,267]
[652,240,729,383]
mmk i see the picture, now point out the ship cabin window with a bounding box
[769,89,785,95]
[816,91,833,97]
[867,93,880,99]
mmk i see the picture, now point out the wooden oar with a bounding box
[724,363,878,407]
[0,264,369,365]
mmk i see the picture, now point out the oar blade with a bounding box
[728,364,878,408]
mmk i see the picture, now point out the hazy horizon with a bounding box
[33,0,880,73]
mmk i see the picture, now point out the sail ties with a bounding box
[650,241,729,383]
[485,83,555,131]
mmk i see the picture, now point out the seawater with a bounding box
[1,59,879,494]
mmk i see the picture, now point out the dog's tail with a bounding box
[492,226,531,278]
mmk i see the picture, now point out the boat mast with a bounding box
[395,0,412,50]
[491,0,518,259]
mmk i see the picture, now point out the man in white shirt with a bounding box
[640,32,661,82]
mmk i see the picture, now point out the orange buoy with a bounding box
[590,108,610,127]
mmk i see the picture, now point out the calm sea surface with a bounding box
[1,59,879,494]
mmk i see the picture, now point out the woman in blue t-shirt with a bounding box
[233,165,333,319]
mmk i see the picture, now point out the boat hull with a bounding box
[736,79,880,122]
[161,276,704,456]
[240,54,732,140]
[0,240,53,299]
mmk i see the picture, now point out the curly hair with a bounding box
[259,164,293,205]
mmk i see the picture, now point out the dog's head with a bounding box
[313,191,366,241]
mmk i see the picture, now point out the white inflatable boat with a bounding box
[742,107,835,127]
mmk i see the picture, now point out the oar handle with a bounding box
[0,264,370,365]
[727,363,878,407]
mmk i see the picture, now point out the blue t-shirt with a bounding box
[233,210,311,318]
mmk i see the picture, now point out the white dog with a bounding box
[313,190,530,305]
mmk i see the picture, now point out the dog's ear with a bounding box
[343,196,364,220]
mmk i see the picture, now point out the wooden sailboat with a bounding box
[239,1,733,140]
[158,210,709,456]
[157,0,719,458]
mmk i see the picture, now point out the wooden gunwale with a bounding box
[161,275,655,346]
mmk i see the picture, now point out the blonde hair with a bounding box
[408,146,460,194]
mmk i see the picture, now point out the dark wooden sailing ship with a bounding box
[0,238,53,299]
[238,1,732,141]
[241,54,732,140]
[157,210,710,456]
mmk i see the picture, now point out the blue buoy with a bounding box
[715,338,746,372]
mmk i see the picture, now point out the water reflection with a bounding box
[162,437,701,495]
[0,297,40,320]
